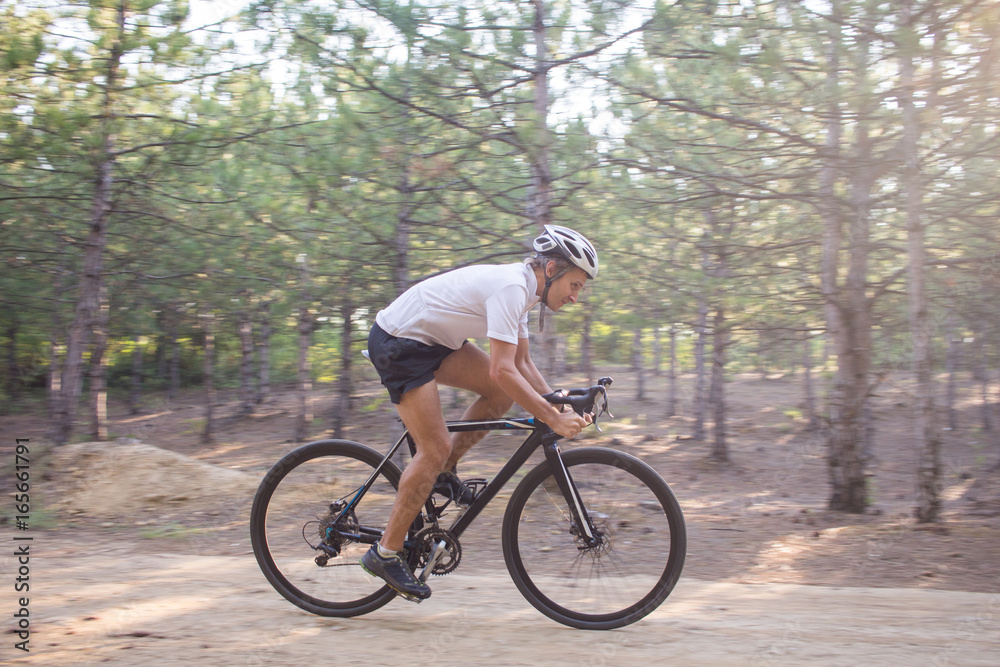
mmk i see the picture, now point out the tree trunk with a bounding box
[238,300,255,416]
[710,307,728,462]
[169,314,181,401]
[902,0,941,522]
[827,167,875,513]
[156,332,167,380]
[653,325,662,377]
[89,288,110,441]
[756,331,768,380]
[256,302,271,404]
[128,334,143,415]
[528,0,555,376]
[803,336,819,429]
[46,241,68,436]
[201,310,216,445]
[395,166,413,296]
[542,330,565,378]
[692,238,710,441]
[707,207,732,462]
[667,324,678,417]
[393,37,416,299]
[201,311,216,444]
[53,2,125,445]
[529,0,553,227]
[692,297,709,441]
[293,306,315,443]
[819,3,844,372]
[974,335,991,432]
[331,301,354,439]
[633,328,645,401]
[824,0,874,513]
[6,315,19,401]
[827,367,870,512]
[580,304,593,380]
[945,311,960,432]
[47,328,65,441]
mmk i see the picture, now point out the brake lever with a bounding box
[542,380,614,432]
[588,385,613,433]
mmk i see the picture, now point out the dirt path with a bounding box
[4,372,1000,665]
[4,540,998,667]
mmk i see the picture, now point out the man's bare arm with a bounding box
[489,337,586,439]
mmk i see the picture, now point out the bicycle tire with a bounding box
[502,447,686,630]
[250,439,412,617]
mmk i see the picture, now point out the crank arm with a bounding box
[418,539,449,582]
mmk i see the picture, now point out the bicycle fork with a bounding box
[542,437,600,548]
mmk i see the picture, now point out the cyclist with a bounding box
[361,225,599,601]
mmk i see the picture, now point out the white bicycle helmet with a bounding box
[532,225,598,332]
[533,225,599,279]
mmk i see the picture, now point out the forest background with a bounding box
[2,0,999,523]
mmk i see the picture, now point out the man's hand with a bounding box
[548,409,592,439]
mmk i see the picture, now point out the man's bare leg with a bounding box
[380,344,512,551]
[379,380,451,553]
[434,343,513,470]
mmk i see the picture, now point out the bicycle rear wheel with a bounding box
[502,447,686,630]
[250,439,410,616]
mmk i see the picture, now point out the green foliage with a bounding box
[1,0,999,426]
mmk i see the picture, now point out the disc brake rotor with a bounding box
[318,507,358,550]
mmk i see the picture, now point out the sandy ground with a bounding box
[3,370,1000,664]
[2,540,998,667]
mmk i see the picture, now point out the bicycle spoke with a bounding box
[251,441,407,616]
[503,448,685,629]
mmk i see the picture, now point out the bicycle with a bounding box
[249,377,686,630]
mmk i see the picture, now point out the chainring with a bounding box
[412,527,462,576]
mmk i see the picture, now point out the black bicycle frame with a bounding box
[338,417,598,547]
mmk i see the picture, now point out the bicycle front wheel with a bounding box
[249,439,407,617]
[502,447,686,630]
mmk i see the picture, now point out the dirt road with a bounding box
[4,541,998,667]
[4,369,1000,667]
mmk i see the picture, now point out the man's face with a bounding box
[546,265,590,311]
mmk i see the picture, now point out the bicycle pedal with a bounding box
[376,573,429,604]
[433,471,485,506]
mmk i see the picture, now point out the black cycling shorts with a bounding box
[368,323,460,404]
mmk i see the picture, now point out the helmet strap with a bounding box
[537,261,568,333]
[538,282,551,333]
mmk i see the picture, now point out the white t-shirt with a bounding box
[375,262,540,350]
